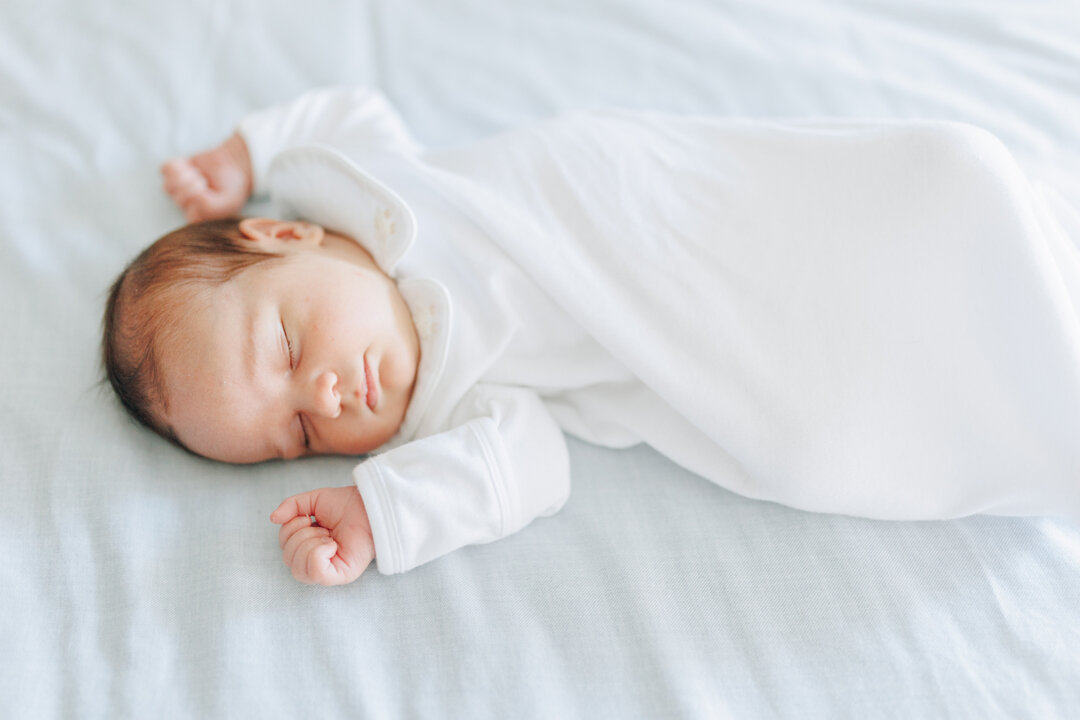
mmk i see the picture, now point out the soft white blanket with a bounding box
[430,112,1080,519]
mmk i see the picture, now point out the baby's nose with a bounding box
[312,371,342,418]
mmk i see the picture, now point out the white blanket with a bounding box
[429,113,1080,519]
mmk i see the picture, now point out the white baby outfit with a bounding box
[239,88,1080,574]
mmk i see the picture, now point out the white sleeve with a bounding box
[352,384,571,575]
[236,87,421,196]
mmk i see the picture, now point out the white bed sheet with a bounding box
[2,0,1080,717]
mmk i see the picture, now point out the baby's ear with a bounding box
[238,217,325,250]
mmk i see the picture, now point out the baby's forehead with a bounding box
[181,273,247,329]
[148,248,286,310]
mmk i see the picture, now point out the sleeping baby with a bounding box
[103,87,1080,585]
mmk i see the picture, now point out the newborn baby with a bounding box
[104,88,1080,586]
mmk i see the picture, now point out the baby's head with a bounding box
[103,217,421,463]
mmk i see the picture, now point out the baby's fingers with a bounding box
[303,541,370,587]
[288,535,337,584]
[180,192,224,223]
[282,523,330,570]
[162,159,207,196]
[162,160,216,221]
[271,491,320,526]
[277,514,318,550]
[303,539,342,584]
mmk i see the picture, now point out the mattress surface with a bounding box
[2,0,1079,717]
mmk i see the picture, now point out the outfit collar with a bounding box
[265,144,452,449]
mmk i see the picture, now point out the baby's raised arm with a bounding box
[162,88,420,225]
[161,132,253,223]
[269,486,376,586]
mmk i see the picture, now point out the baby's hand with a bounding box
[270,485,375,586]
[161,132,253,223]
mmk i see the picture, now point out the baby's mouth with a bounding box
[364,355,380,411]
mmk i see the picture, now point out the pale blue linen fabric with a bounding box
[2,0,1079,717]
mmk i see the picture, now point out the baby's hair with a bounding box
[102,218,282,442]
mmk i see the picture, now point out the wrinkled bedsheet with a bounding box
[2,0,1079,717]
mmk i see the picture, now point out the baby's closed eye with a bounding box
[281,319,296,369]
[298,413,310,449]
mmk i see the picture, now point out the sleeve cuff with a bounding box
[235,118,273,198]
[353,459,404,575]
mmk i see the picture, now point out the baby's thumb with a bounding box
[269,504,288,524]
[269,498,301,525]
[270,488,324,525]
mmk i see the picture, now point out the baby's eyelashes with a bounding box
[282,320,297,369]
[298,413,311,449]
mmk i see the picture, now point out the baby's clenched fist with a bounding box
[161,131,253,223]
[270,485,375,586]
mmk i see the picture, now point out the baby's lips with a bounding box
[364,356,380,410]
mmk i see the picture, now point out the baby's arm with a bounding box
[269,485,375,586]
[161,132,253,223]
[162,87,416,222]
[236,87,421,195]
[355,384,571,575]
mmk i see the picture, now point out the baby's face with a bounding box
[160,220,420,463]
